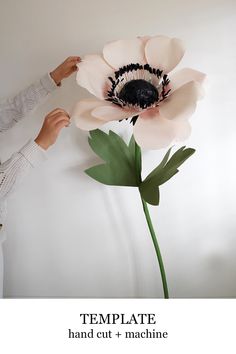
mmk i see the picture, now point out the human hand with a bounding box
[35,108,70,150]
[50,56,81,86]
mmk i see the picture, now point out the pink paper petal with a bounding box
[76,54,113,99]
[103,38,146,69]
[159,81,202,121]
[72,99,106,130]
[92,105,135,121]
[145,35,185,73]
[138,35,151,45]
[170,68,206,92]
[174,121,192,141]
[133,109,176,149]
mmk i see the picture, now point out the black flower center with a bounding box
[118,79,159,109]
[106,64,171,110]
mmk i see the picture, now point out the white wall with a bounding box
[0,0,235,298]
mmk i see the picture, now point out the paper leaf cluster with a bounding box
[85,129,195,205]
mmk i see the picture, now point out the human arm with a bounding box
[0,109,70,201]
[0,56,80,132]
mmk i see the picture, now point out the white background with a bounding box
[0,0,236,298]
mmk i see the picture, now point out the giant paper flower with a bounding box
[73,35,206,149]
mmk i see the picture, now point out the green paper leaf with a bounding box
[158,147,195,185]
[145,147,172,181]
[129,136,142,184]
[139,147,172,205]
[139,183,160,206]
[85,130,139,186]
[139,146,195,206]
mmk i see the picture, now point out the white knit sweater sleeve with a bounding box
[0,73,57,216]
[0,73,57,131]
[0,140,47,200]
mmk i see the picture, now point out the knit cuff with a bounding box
[40,73,58,93]
[19,140,47,167]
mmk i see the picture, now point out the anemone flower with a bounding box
[73,35,205,149]
[73,36,206,299]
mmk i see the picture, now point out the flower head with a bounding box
[73,35,206,149]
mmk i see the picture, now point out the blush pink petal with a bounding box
[76,54,113,99]
[145,35,185,73]
[92,105,136,121]
[174,121,192,141]
[133,109,176,149]
[159,81,202,121]
[72,99,107,131]
[170,68,206,92]
[103,38,146,69]
[138,35,151,45]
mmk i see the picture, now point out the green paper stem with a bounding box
[134,141,169,299]
[140,197,169,299]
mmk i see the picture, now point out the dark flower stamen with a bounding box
[118,79,158,108]
[105,63,171,119]
[130,115,139,125]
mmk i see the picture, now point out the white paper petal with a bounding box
[174,121,192,141]
[145,35,185,73]
[92,105,135,121]
[159,81,202,121]
[170,68,206,91]
[76,54,113,99]
[138,35,151,45]
[133,109,176,149]
[103,38,146,69]
[72,99,106,131]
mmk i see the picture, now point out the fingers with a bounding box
[49,113,70,126]
[45,108,70,128]
[67,56,81,63]
[35,108,71,150]
[63,57,81,68]
[70,65,78,72]
[65,58,81,74]
[46,108,70,118]
[51,56,81,84]
[55,119,71,133]
[66,65,78,76]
